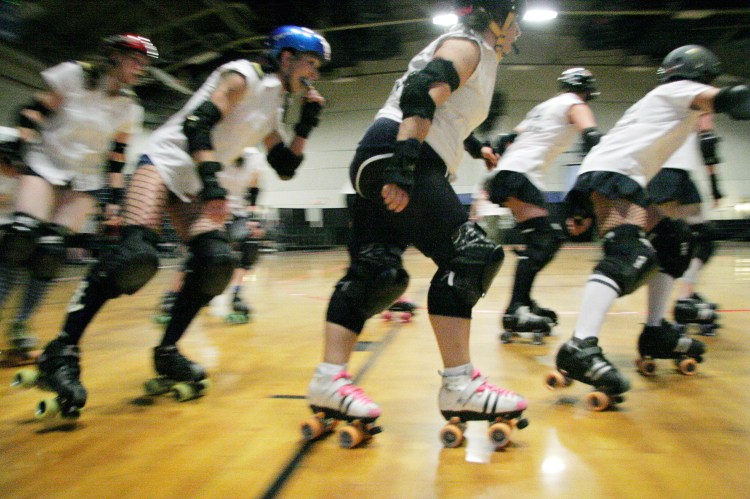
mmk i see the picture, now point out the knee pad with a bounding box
[0,212,42,266]
[239,239,260,269]
[431,222,505,308]
[183,230,237,298]
[594,224,658,296]
[331,244,409,322]
[94,225,160,296]
[690,222,716,263]
[649,218,694,278]
[516,217,564,273]
[29,223,69,280]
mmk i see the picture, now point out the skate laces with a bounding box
[471,370,517,398]
[332,371,375,404]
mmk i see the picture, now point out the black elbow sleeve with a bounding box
[400,58,460,121]
[267,142,303,180]
[714,85,750,120]
[183,100,222,154]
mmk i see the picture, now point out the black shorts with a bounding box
[647,168,702,205]
[346,118,467,265]
[487,170,546,207]
[565,171,648,216]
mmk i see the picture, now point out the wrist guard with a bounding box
[294,101,323,139]
[384,139,421,192]
[197,161,227,201]
[710,173,723,200]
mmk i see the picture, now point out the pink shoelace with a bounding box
[471,369,518,397]
[333,371,376,404]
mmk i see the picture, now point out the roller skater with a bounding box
[485,67,602,343]
[304,0,526,449]
[145,345,211,401]
[545,337,630,411]
[673,297,719,336]
[636,319,705,376]
[13,338,87,420]
[40,25,329,415]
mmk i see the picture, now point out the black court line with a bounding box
[258,319,406,499]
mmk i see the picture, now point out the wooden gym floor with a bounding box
[1,243,749,498]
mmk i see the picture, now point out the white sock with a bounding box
[315,362,346,378]
[441,363,473,380]
[573,276,619,340]
[680,258,703,289]
[647,272,674,326]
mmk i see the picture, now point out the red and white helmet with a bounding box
[104,33,159,60]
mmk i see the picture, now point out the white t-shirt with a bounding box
[375,27,498,174]
[25,61,143,191]
[579,80,711,186]
[145,60,282,201]
[218,147,267,215]
[499,92,584,190]
[661,131,703,174]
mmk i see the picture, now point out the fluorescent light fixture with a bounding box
[523,8,558,21]
[433,12,458,26]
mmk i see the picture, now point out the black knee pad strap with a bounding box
[239,240,260,269]
[29,223,69,280]
[594,224,658,296]
[690,222,716,263]
[0,212,42,266]
[516,217,564,272]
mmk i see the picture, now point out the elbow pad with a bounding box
[581,127,602,154]
[699,131,720,165]
[267,142,303,180]
[183,100,222,154]
[492,132,517,155]
[400,58,460,121]
[714,85,750,120]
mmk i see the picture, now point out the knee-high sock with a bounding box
[160,288,210,347]
[16,277,52,323]
[59,276,112,345]
[573,275,619,340]
[647,272,674,326]
[680,257,703,286]
[0,265,25,309]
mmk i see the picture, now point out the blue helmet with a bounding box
[267,26,331,63]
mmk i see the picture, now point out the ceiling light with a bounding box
[523,8,558,22]
[433,12,458,26]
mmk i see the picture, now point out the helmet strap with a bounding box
[490,12,516,62]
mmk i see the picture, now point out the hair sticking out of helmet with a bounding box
[267,25,331,64]
[558,67,600,101]
[104,33,159,59]
[657,45,722,84]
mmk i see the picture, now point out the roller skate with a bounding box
[674,296,720,336]
[302,370,382,449]
[382,299,417,323]
[500,303,552,345]
[438,368,528,450]
[1,319,41,367]
[12,338,87,420]
[544,336,630,411]
[153,291,178,325]
[635,320,705,376]
[144,345,211,401]
[226,289,251,324]
[530,300,558,326]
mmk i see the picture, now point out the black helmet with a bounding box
[657,45,721,84]
[456,0,525,26]
[558,67,600,100]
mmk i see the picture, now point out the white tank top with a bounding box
[375,27,498,174]
[25,61,143,191]
[661,132,702,173]
[145,60,282,201]
[218,147,267,215]
[579,80,711,186]
[499,92,584,190]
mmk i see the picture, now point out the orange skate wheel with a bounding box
[677,357,697,376]
[544,371,571,390]
[487,422,512,449]
[636,358,656,376]
[382,311,393,322]
[584,391,610,412]
[400,313,413,323]
[301,417,325,441]
[338,424,365,449]
[439,423,465,448]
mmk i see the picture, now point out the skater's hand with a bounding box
[382,183,410,213]
[204,198,228,224]
[481,145,499,170]
[566,216,592,236]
